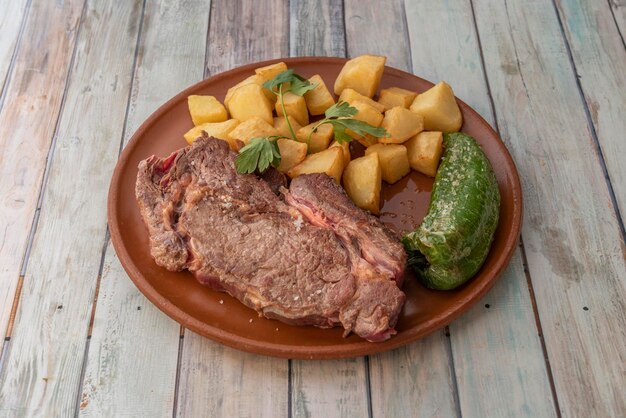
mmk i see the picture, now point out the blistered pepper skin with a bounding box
[402,133,500,290]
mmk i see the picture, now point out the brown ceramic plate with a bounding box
[108,57,522,359]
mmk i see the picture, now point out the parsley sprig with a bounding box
[235,136,284,174]
[234,70,389,174]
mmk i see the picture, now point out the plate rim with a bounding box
[107,56,523,359]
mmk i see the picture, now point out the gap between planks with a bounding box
[467,0,562,415]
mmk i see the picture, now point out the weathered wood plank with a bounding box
[555,0,626,222]
[177,332,288,418]
[0,0,29,99]
[289,0,345,57]
[79,0,210,416]
[287,4,370,417]
[343,2,458,416]
[175,1,289,416]
[609,0,626,36]
[344,0,410,70]
[0,0,142,416]
[0,0,83,358]
[405,1,557,416]
[474,0,626,415]
[205,0,289,77]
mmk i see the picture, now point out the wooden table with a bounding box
[0,0,624,416]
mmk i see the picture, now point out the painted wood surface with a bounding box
[289,0,345,58]
[609,0,626,35]
[555,0,626,220]
[78,0,210,416]
[0,0,141,416]
[177,332,288,418]
[174,1,291,416]
[0,0,83,357]
[0,0,29,99]
[473,0,626,415]
[405,1,556,416]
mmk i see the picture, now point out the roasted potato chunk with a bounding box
[227,83,274,124]
[288,147,345,184]
[188,95,228,125]
[224,75,261,106]
[405,131,443,177]
[304,74,335,115]
[273,116,302,139]
[276,92,309,126]
[329,140,350,165]
[277,138,308,173]
[338,88,385,113]
[184,119,240,149]
[377,87,417,110]
[379,106,424,144]
[334,55,386,98]
[365,143,410,184]
[227,116,278,146]
[409,82,462,132]
[296,123,333,154]
[342,152,382,214]
[255,62,287,103]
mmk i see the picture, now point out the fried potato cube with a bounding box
[276,92,309,126]
[277,138,308,173]
[333,55,386,98]
[338,88,385,113]
[379,106,424,144]
[347,100,384,137]
[224,75,261,106]
[255,62,287,103]
[304,74,335,115]
[329,140,350,165]
[227,116,278,147]
[342,152,382,214]
[184,119,240,148]
[287,147,345,184]
[405,131,443,177]
[187,95,228,125]
[365,143,410,184]
[273,116,302,139]
[409,82,462,132]
[226,83,274,124]
[296,123,333,154]
[377,87,417,111]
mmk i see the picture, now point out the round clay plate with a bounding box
[108,57,522,359]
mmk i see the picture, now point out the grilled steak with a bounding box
[136,135,406,341]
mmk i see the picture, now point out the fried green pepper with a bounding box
[402,132,500,290]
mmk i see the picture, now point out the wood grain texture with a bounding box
[0,0,29,99]
[79,0,210,416]
[177,332,288,418]
[0,0,141,416]
[0,0,83,359]
[344,0,411,70]
[205,0,289,76]
[173,1,290,416]
[342,2,458,416]
[289,0,345,57]
[609,0,626,35]
[369,331,458,418]
[555,0,626,220]
[474,0,626,415]
[292,358,368,418]
[405,1,557,416]
[287,3,371,417]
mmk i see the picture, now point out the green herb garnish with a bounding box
[307,101,389,144]
[235,136,283,174]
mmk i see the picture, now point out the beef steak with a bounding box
[136,135,406,341]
